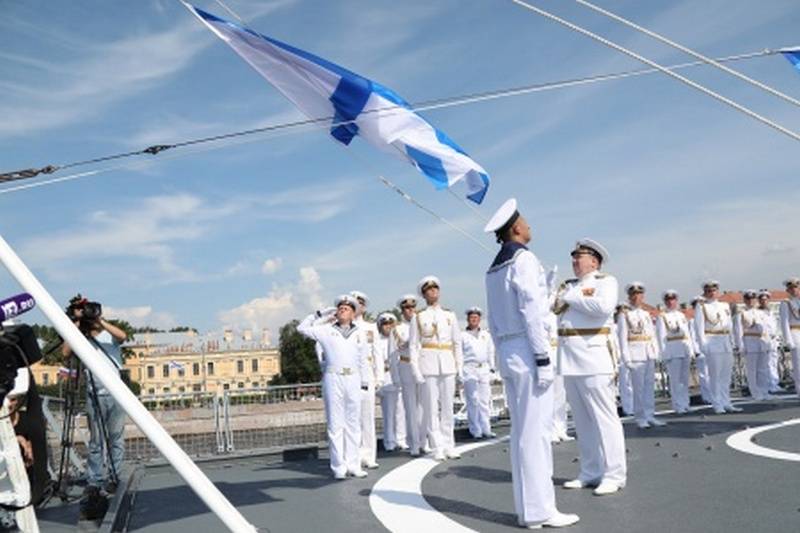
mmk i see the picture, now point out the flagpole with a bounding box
[509,0,800,144]
[0,235,257,533]
[575,0,800,109]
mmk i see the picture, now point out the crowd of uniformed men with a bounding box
[297,197,800,529]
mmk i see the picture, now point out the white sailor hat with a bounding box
[465,306,482,317]
[377,312,397,325]
[417,275,441,296]
[483,198,520,239]
[742,289,757,299]
[662,289,679,300]
[335,294,359,310]
[571,238,609,265]
[757,289,771,299]
[349,290,369,307]
[702,279,720,290]
[626,281,646,294]
[397,294,418,308]
[784,277,800,289]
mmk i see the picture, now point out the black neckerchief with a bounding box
[488,241,527,271]
[333,321,357,339]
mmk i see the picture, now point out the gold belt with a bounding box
[327,367,353,376]
[705,330,730,335]
[558,327,611,337]
[399,355,411,363]
[666,335,686,341]
[743,332,765,338]
[791,325,800,330]
[627,335,652,342]
[421,342,453,350]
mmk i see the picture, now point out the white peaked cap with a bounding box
[417,275,441,296]
[397,294,418,308]
[702,279,720,289]
[465,306,483,316]
[349,290,369,307]
[574,238,609,265]
[483,198,519,233]
[662,289,678,300]
[377,312,396,324]
[335,294,359,310]
[626,281,646,294]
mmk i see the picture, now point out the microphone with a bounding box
[0,293,36,322]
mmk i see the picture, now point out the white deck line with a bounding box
[726,417,800,462]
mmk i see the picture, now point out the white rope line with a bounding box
[510,0,800,143]
[575,0,800,109]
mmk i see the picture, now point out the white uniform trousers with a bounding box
[379,385,407,450]
[503,362,556,524]
[695,354,713,402]
[420,374,456,455]
[463,373,492,438]
[629,360,656,424]
[742,350,770,400]
[322,372,362,476]
[705,350,734,411]
[552,375,569,439]
[768,347,781,391]
[564,374,627,486]
[665,358,690,412]
[618,363,633,415]
[399,370,423,453]
[360,382,377,466]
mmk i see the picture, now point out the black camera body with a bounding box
[0,324,43,405]
[67,299,102,334]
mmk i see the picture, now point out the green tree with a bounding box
[269,319,321,385]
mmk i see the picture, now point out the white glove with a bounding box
[317,306,337,318]
[536,364,554,388]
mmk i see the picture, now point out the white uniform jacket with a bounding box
[355,317,383,387]
[694,301,734,354]
[734,308,771,353]
[617,307,659,364]
[390,320,424,383]
[553,271,619,376]
[485,245,551,371]
[461,328,496,380]
[409,305,463,377]
[780,298,800,350]
[376,334,394,387]
[656,310,696,360]
[297,313,369,385]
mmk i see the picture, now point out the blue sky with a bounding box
[2,0,799,340]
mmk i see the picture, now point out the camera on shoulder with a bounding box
[66,294,102,334]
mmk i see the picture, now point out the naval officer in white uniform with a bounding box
[553,239,627,496]
[391,294,426,455]
[461,307,497,439]
[298,295,369,479]
[377,313,407,451]
[485,198,579,529]
[779,277,800,398]
[409,276,463,461]
[656,290,695,413]
[351,291,383,469]
[734,291,772,401]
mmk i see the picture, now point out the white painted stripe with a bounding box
[726,418,800,462]
[369,437,508,533]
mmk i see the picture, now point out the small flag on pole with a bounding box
[169,360,185,371]
[182,2,490,204]
[780,47,800,72]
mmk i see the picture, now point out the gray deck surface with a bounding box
[115,396,800,532]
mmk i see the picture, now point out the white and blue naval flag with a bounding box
[781,47,800,73]
[184,2,490,204]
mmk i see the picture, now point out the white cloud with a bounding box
[261,257,283,275]
[103,305,177,329]
[218,266,325,333]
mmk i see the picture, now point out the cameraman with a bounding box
[61,295,127,495]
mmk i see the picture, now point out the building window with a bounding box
[207,362,215,375]
[162,364,169,378]
[179,386,185,393]
[252,382,260,388]
[238,382,245,389]
[193,384,202,392]
[223,383,230,390]
[42,373,49,385]
[147,366,155,379]
[237,360,244,374]
[178,367,185,377]
[163,387,170,393]
[251,359,259,372]
[148,388,155,395]
[193,362,200,376]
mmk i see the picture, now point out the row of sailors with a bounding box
[615,278,800,426]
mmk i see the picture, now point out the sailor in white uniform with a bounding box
[409,276,464,461]
[779,277,800,398]
[656,290,695,414]
[297,295,369,479]
[484,198,579,529]
[734,291,771,401]
[694,281,741,414]
[461,307,497,439]
[615,304,634,417]
[392,294,425,455]
[350,290,383,469]
[377,313,407,451]
[554,238,627,496]
[689,296,714,404]
[617,282,664,429]
[546,270,574,444]
[757,290,782,393]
